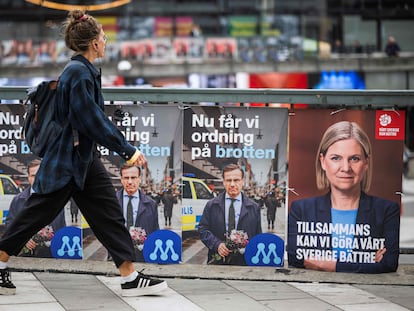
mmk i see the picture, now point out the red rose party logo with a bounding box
[379,114,392,127]
[375,110,405,140]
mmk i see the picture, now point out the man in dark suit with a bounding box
[116,164,159,262]
[6,159,66,258]
[198,163,262,265]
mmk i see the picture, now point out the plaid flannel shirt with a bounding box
[33,55,136,194]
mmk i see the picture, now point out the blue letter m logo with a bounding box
[244,233,284,267]
[50,226,83,260]
[143,230,182,264]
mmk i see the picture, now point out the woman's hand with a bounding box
[304,258,336,272]
[134,151,147,167]
[375,248,387,262]
[126,149,147,167]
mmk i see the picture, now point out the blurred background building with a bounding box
[1,1,413,49]
[0,0,413,152]
[1,2,413,71]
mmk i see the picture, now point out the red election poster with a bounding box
[287,109,404,273]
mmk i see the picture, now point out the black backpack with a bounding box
[22,79,62,157]
[22,60,88,157]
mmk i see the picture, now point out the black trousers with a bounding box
[0,158,135,268]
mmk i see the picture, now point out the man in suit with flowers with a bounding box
[198,163,262,265]
[116,164,159,262]
[6,159,66,258]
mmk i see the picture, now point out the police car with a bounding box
[181,175,215,235]
[0,174,21,225]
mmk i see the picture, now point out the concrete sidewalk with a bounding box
[0,257,413,311]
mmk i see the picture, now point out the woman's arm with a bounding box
[287,202,305,268]
[336,199,400,273]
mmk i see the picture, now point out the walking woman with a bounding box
[0,9,167,296]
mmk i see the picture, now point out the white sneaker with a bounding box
[121,272,167,297]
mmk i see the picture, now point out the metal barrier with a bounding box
[1,87,414,106]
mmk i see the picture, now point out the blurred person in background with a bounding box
[385,36,401,57]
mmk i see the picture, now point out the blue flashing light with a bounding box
[314,70,365,90]
[183,173,196,178]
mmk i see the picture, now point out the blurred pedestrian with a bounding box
[264,191,279,231]
[70,198,79,224]
[331,39,344,54]
[353,40,363,54]
[385,36,401,57]
[161,187,175,227]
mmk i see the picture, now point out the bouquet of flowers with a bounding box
[129,227,147,251]
[21,225,54,255]
[208,229,249,265]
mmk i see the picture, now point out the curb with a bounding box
[8,257,414,286]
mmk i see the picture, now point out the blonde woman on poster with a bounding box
[288,121,400,273]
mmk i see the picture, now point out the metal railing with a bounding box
[1,87,414,107]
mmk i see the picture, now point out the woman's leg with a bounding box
[0,185,73,257]
[72,157,135,270]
